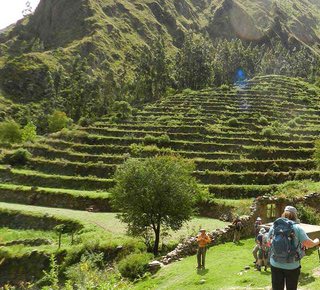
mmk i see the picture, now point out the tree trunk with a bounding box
[153,225,161,256]
[58,232,62,248]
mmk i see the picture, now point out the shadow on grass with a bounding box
[196,268,209,276]
[235,241,245,246]
[299,272,315,286]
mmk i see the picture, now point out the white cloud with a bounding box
[0,0,41,29]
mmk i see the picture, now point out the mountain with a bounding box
[1,0,320,123]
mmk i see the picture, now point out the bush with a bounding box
[0,120,22,144]
[194,119,203,125]
[288,120,297,128]
[48,111,72,132]
[158,134,170,146]
[118,252,153,280]
[258,116,269,126]
[219,84,229,90]
[22,121,37,142]
[296,205,320,225]
[2,148,32,166]
[227,118,239,127]
[144,134,157,145]
[113,101,132,120]
[261,127,274,137]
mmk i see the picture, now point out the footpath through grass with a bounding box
[134,237,320,290]
[0,203,229,244]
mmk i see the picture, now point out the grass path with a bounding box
[134,237,320,290]
[0,202,229,243]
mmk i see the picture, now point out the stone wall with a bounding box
[162,192,320,265]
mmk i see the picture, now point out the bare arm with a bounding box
[302,238,319,248]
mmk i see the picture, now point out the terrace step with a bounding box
[28,158,117,178]
[0,184,111,212]
[0,165,115,190]
[195,170,320,185]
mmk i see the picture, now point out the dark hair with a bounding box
[281,211,298,222]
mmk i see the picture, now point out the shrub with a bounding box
[0,120,22,144]
[288,120,297,128]
[227,118,239,127]
[194,119,203,125]
[113,101,132,120]
[118,252,153,280]
[158,134,170,146]
[261,127,274,137]
[21,121,37,142]
[2,148,32,166]
[188,108,200,115]
[296,205,320,225]
[182,88,194,95]
[258,116,269,126]
[144,134,157,145]
[219,84,229,90]
[48,111,72,132]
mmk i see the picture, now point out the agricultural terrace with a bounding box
[7,75,320,201]
[1,75,320,284]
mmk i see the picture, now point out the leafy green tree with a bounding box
[22,121,37,142]
[111,156,200,255]
[113,101,132,120]
[0,120,22,143]
[48,111,72,132]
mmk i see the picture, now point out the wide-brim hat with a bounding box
[200,228,206,232]
[259,228,266,234]
[284,205,298,216]
[256,217,262,221]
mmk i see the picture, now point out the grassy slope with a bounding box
[134,237,320,290]
[0,202,229,244]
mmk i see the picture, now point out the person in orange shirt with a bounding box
[196,228,211,269]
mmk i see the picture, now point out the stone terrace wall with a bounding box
[162,192,320,265]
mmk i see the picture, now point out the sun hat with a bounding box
[200,228,206,232]
[259,228,266,234]
[284,205,298,216]
[256,217,262,221]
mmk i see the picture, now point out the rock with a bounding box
[149,260,162,271]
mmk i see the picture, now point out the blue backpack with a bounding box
[270,218,300,263]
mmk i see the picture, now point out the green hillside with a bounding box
[2,75,318,203]
[1,74,320,285]
[1,0,320,128]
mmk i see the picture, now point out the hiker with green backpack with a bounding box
[267,205,320,290]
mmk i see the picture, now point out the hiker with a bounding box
[253,217,263,264]
[232,214,243,243]
[196,228,210,269]
[257,228,270,271]
[253,226,264,264]
[267,205,320,290]
[254,217,262,237]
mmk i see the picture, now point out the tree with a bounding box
[22,121,37,142]
[111,156,200,255]
[0,120,22,144]
[48,111,72,132]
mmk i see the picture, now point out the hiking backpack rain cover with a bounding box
[270,218,300,263]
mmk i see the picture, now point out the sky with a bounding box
[0,0,41,29]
